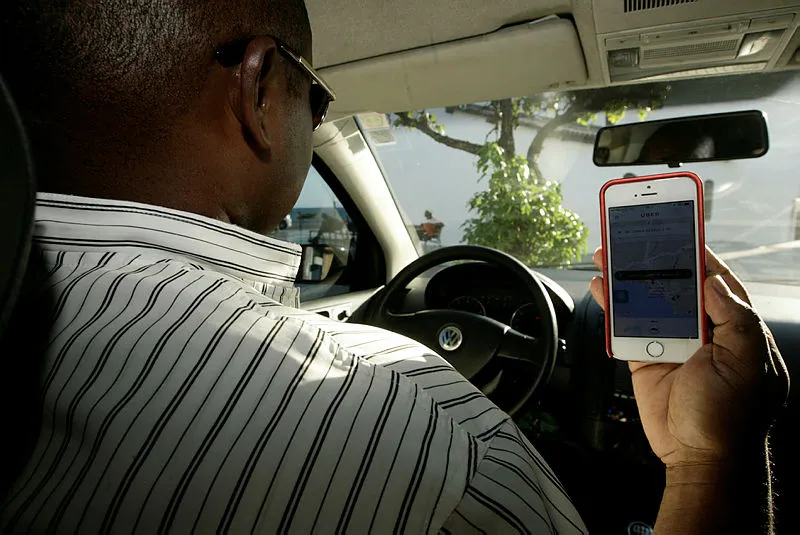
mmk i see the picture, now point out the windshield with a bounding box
[362,71,800,285]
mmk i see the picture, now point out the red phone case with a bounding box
[599,172,707,359]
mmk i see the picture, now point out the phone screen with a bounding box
[609,200,699,339]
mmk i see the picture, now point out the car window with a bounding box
[268,166,358,301]
[361,71,800,285]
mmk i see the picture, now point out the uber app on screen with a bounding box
[610,201,699,339]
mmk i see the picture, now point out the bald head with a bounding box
[1,0,316,234]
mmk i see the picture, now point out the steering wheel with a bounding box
[361,245,558,416]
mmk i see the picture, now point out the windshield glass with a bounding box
[362,71,800,285]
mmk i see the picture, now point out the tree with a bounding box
[392,84,670,265]
[463,144,587,266]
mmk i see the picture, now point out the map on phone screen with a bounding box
[609,200,699,339]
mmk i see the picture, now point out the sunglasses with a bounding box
[215,37,336,131]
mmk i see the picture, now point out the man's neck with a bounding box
[37,132,236,227]
[43,174,232,224]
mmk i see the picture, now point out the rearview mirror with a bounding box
[593,110,768,167]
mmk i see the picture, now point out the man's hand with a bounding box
[590,247,789,532]
[589,247,788,467]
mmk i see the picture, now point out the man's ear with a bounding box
[230,36,279,153]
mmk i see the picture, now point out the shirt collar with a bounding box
[34,192,302,296]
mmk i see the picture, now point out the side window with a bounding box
[268,166,359,301]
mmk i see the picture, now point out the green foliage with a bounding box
[521,84,671,130]
[393,110,446,134]
[462,144,587,266]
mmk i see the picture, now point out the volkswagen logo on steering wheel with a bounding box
[438,325,463,352]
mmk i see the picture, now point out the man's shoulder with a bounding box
[164,279,510,443]
[271,308,510,440]
[160,271,510,443]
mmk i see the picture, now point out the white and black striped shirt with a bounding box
[1,193,586,534]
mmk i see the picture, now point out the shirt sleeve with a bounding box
[439,420,587,535]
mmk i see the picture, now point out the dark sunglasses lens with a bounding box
[310,84,330,130]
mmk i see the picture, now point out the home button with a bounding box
[646,341,664,358]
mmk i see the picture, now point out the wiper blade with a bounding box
[534,262,599,270]
[744,278,800,286]
[719,240,800,261]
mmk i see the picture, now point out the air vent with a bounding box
[624,0,699,13]
[643,39,739,59]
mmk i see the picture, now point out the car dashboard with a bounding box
[423,262,572,339]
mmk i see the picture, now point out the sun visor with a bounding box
[320,17,588,117]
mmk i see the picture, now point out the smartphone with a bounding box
[600,172,707,363]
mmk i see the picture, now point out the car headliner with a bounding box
[306,0,800,117]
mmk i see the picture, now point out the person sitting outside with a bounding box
[421,210,444,242]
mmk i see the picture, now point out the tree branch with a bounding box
[394,113,483,155]
[526,111,579,176]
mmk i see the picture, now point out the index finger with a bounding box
[593,247,603,271]
[704,274,766,378]
[704,246,751,306]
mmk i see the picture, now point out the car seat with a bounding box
[0,75,35,334]
[0,75,37,500]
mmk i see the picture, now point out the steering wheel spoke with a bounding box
[497,328,545,366]
[379,310,455,354]
[381,309,510,380]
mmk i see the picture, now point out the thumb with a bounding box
[704,274,767,374]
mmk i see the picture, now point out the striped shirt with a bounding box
[1,193,586,534]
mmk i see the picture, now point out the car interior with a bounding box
[3,0,800,533]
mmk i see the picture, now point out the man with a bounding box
[0,1,787,533]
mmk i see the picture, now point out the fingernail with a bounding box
[710,275,728,296]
